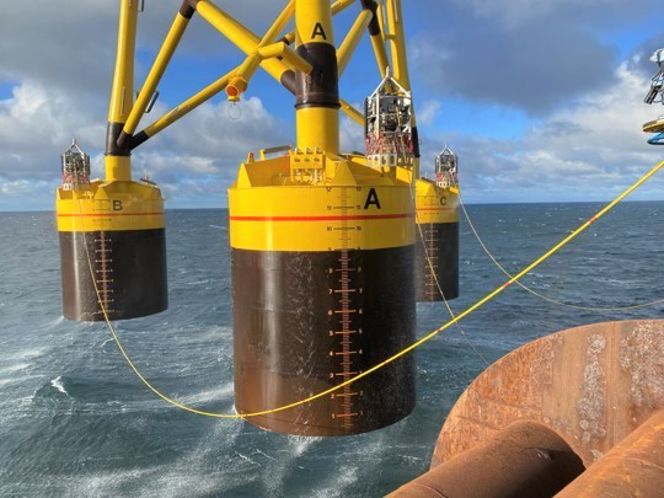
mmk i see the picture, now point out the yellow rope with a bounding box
[414,208,492,367]
[84,160,663,419]
[459,197,664,312]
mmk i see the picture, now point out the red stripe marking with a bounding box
[229,213,414,222]
[502,281,513,289]
[57,212,163,218]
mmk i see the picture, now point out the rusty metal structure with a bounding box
[389,320,664,497]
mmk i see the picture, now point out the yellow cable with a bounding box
[411,185,491,367]
[83,160,663,419]
[459,197,664,312]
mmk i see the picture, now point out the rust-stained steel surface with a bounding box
[433,320,664,469]
[389,320,664,497]
[388,421,584,498]
[556,408,664,498]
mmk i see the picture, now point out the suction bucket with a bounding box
[56,140,168,322]
[414,146,460,302]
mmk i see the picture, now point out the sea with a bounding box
[0,202,662,497]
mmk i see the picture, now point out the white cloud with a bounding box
[0,81,289,209]
[0,82,103,153]
[0,1,662,209]
[417,100,442,126]
[421,61,664,202]
[0,0,290,95]
[455,0,652,28]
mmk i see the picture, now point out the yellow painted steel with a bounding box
[385,0,411,90]
[226,1,296,101]
[260,0,295,44]
[56,181,164,232]
[132,0,364,135]
[105,156,132,183]
[415,178,460,224]
[229,188,414,252]
[295,0,335,46]
[332,0,357,14]
[143,70,235,138]
[279,0,355,62]
[369,29,390,78]
[340,99,365,126]
[258,42,313,74]
[337,9,373,75]
[376,1,387,42]
[58,0,165,236]
[123,12,191,137]
[644,118,664,133]
[385,0,420,180]
[107,0,138,124]
[296,107,340,153]
[105,0,138,182]
[294,0,340,155]
[229,155,415,252]
[196,0,292,85]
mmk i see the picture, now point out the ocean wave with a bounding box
[44,316,65,330]
[0,375,33,388]
[50,376,68,396]
[14,347,47,360]
[177,382,235,406]
[0,362,31,375]
[311,464,359,498]
[185,279,212,286]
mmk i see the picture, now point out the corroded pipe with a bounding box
[388,421,584,498]
[388,320,664,497]
[557,409,664,498]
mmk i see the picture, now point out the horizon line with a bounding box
[2,198,663,214]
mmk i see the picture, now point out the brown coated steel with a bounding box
[415,222,459,302]
[556,409,664,498]
[388,421,585,498]
[60,229,168,321]
[232,246,416,436]
[431,320,664,469]
[295,42,340,109]
[389,320,664,497]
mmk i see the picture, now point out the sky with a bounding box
[0,0,663,211]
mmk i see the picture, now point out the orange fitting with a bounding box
[226,76,248,102]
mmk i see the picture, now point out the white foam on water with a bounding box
[16,347,47,360]
[175,325,233,346]
[177,381,235,405]
[289,435,321,458]
[235,451,258,466]
[0,376,31,388]
[261,435,323,496]
[185,279,211,286]
[44,316,65,330]
[50,376,68,396]
[125,415,246,498]
[311,464,360,498]
[0,362,30,375]
[255,448,277,462]
[69,467,154,497]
